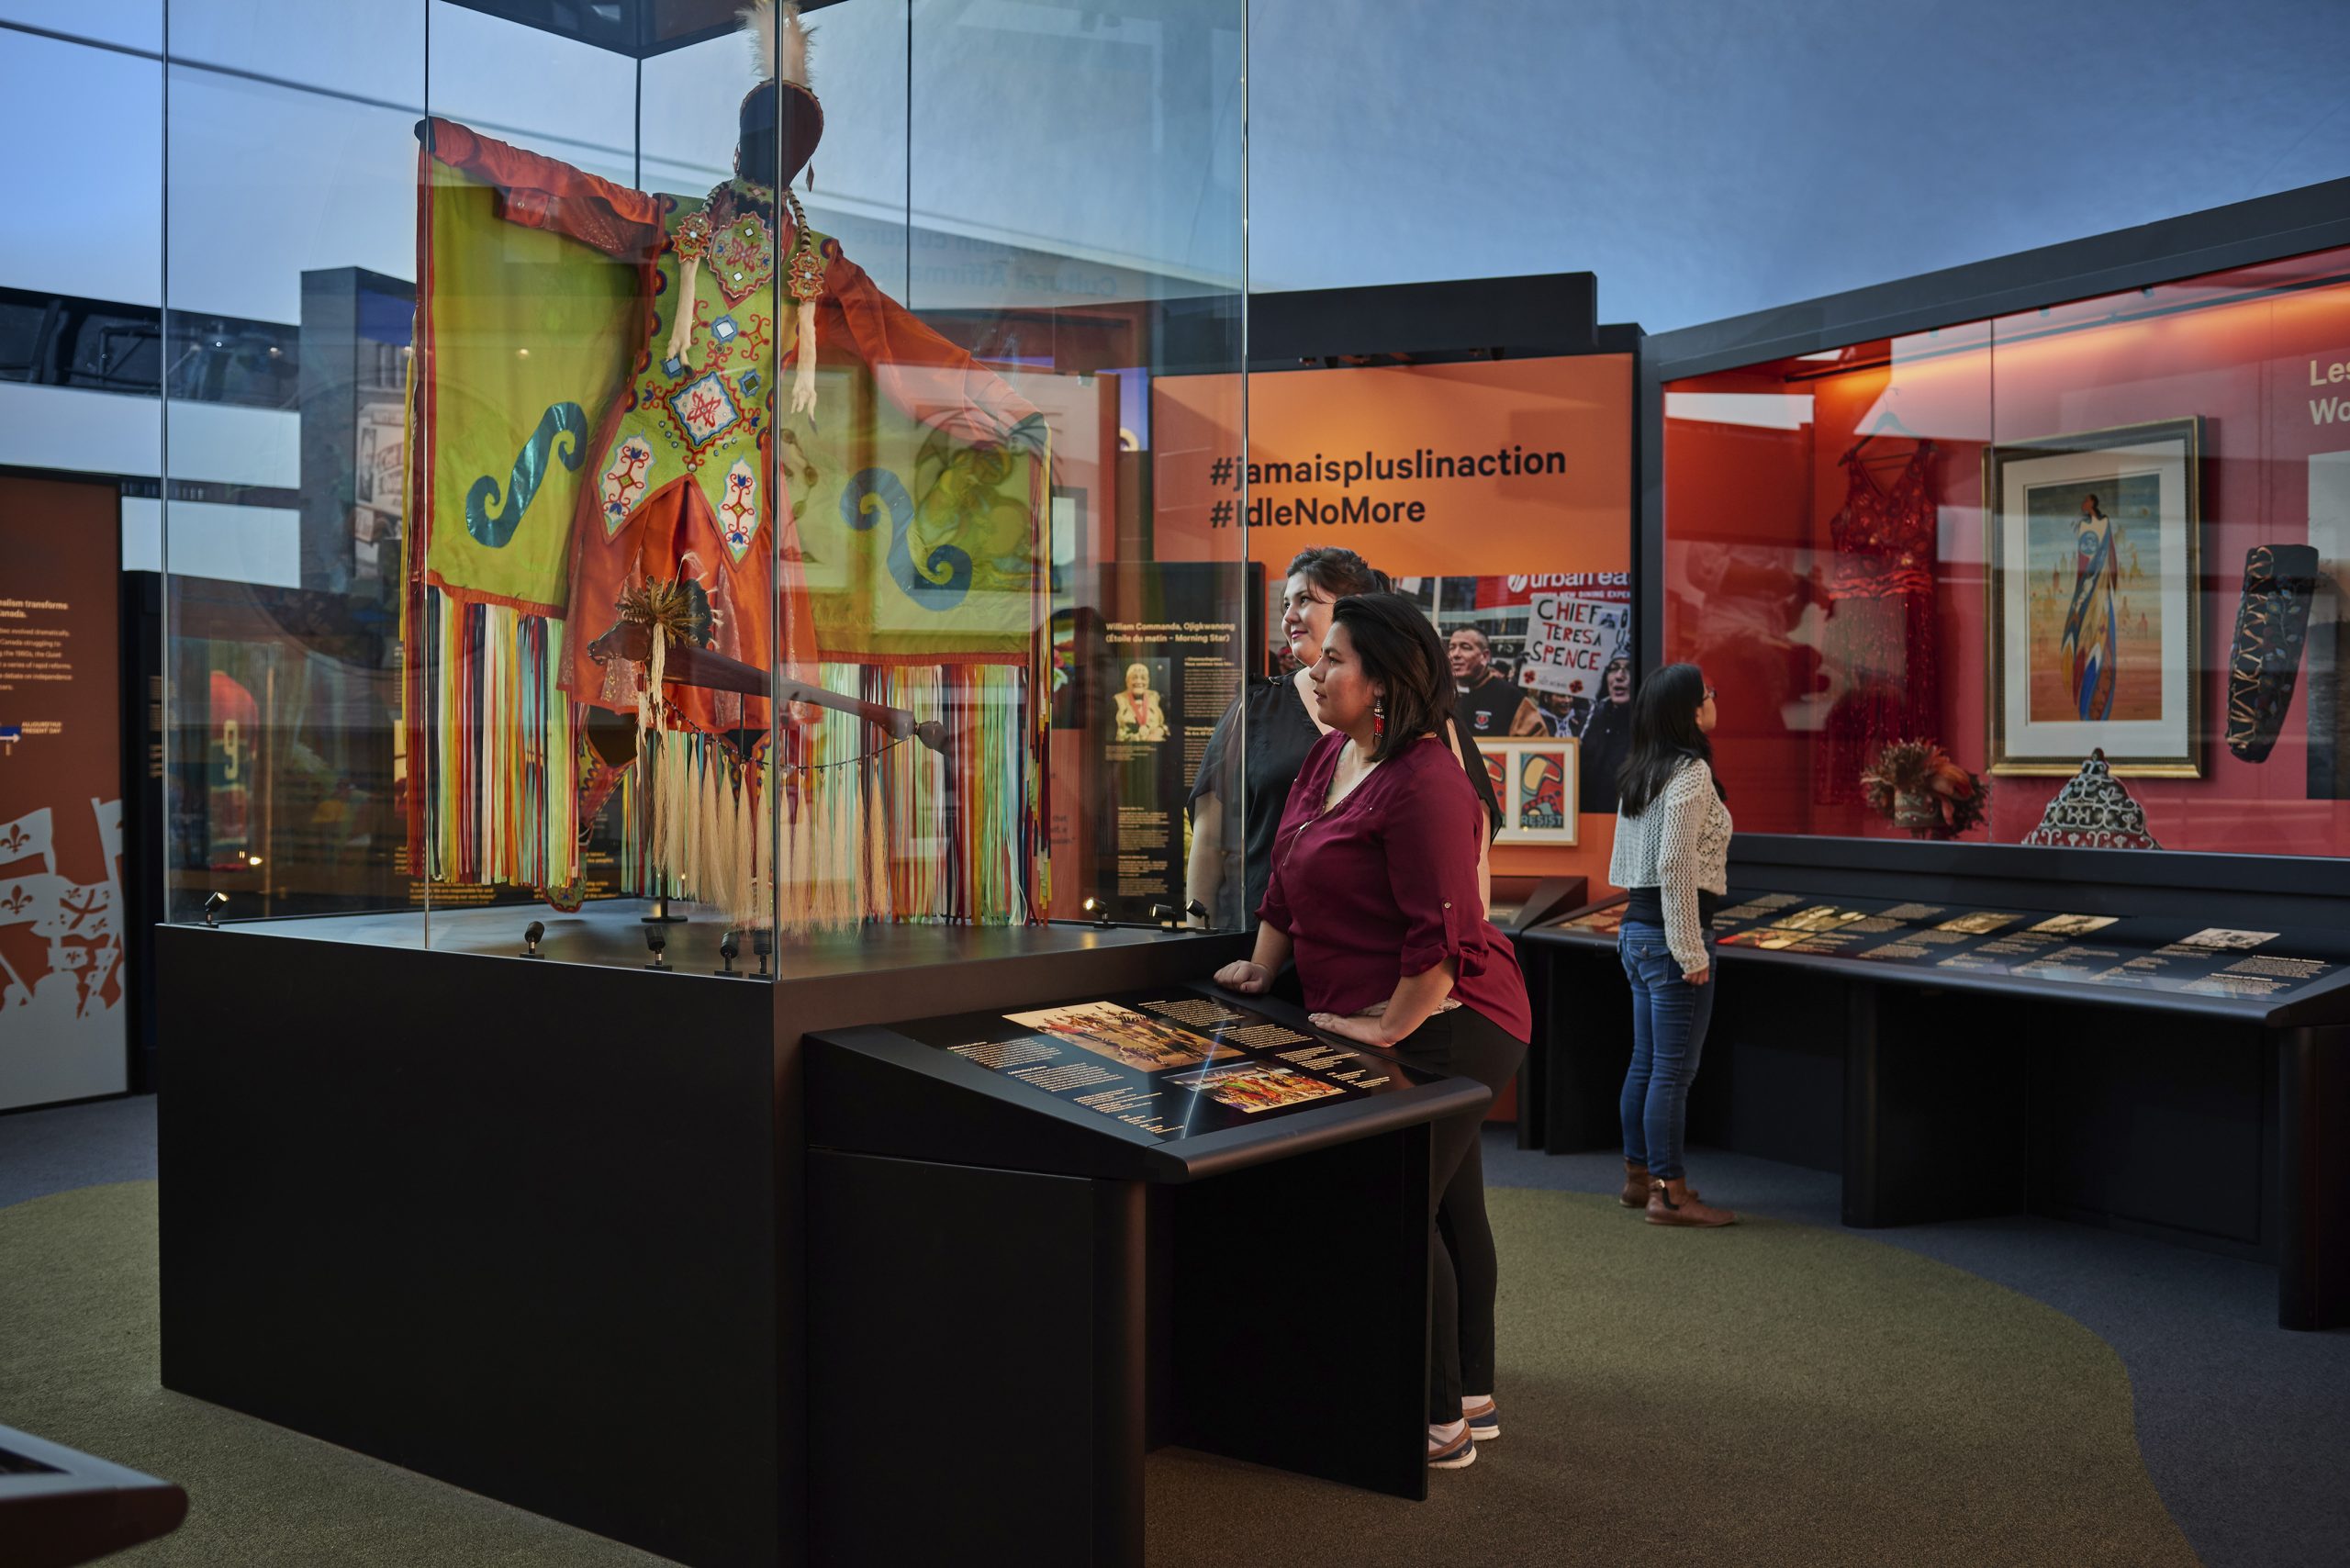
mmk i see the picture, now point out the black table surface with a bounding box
[1528,890,2350,1028]
[808,983,1491,1182]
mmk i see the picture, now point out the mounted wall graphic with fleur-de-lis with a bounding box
[0,807,57,872]
[55,885,107,935]
[0,795,126,1070]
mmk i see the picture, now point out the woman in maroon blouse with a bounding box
[1214,592,1532,1472]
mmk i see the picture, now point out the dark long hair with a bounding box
[1287,546,1386,598]
[1617,663,1724,815]
[1330,592,1449,763]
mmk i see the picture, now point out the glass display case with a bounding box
[1661,242,2350,858]
[160,0,1249,969]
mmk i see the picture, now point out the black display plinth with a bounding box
[801,988,1487,1568]
[157,909,1248,1568]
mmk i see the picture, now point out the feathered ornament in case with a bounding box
[1860,738,1990,839]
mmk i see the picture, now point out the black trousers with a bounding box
[1392,1005,1527,1424]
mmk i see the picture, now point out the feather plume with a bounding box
[615,574,712,650]
[1860,737,1990,839]
[740,1,811,88]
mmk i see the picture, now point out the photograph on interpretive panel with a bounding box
[1936,911,2028,935]
[2024,913,2120,936]
[1772,904,1870,933]
[1169,1063,1347,1114]
[2173,927,2279,951]
[1003,1001,1237,1073]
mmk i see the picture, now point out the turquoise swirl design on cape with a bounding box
[466,402,588,548]
[841,467,972,610]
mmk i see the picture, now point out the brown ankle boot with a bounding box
[1620,1160,1651,1206]
[1646,1176,1736,1227]
[1622,1161,1698,1207]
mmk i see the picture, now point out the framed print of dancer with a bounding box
[2060,492,2124,721]
[1989,418,2202,777]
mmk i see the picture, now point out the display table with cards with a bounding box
[160,914,1279,1568]
[1517,842,2350,1330]
[802,986,1488,1568]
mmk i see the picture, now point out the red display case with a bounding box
[1661,242,2350,857]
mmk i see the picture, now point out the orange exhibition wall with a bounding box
[1154,356,1633,577]
[1154,355,1635,886]
[1662,244,2350,857]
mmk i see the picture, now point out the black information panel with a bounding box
[1555,893,2348,1004]
[890,992,1438,1144]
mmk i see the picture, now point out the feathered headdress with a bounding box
[740,0,811,89]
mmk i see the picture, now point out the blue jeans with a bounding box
[1618,918,1717,1182]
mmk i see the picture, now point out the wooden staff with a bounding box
[587,621,949,756]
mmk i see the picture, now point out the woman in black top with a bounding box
[1187,548,1501,931]
[1576,655,1635,813]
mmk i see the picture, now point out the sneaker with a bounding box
[1463,1396,1500,1441]
[1427,1422,1477,1470]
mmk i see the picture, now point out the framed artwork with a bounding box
[1986,417,2202,776]
[1486,737,1579,844]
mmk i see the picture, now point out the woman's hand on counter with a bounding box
[1309,1012,1392,1048]
[1214,960,1271,994]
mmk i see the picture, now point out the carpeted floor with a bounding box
[0,1093,155,1210]
[1147,1185,2194,1568]
[0,1182,671,1567]
[2,1178,2195,1567]
[1483,1138,2350,1568]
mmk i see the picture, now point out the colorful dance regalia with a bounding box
[2061,512,2122,722]
[405,107,1049,928]
[1818,442,1941,804]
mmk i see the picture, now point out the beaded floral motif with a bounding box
[781,189,827,305]
[708,213,774,307]
[720,460,758,560]
[666,372,741,450]
[598,435,655,534]
[786,245,823,303]
[672,210,714,262]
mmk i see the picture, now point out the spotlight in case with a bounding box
[201,892,228,928]
[1081,896,1112,928]
[716,930,740,977]
[752,928,774,979]
[643,924,670,971]
[520,920,545,958]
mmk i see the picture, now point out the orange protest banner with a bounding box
[1149,355,1636,885]
[1151,355,1631,575]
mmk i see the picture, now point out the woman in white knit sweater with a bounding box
[1606,663,1737,1226]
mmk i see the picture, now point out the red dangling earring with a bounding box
[1372,698,1386,743]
